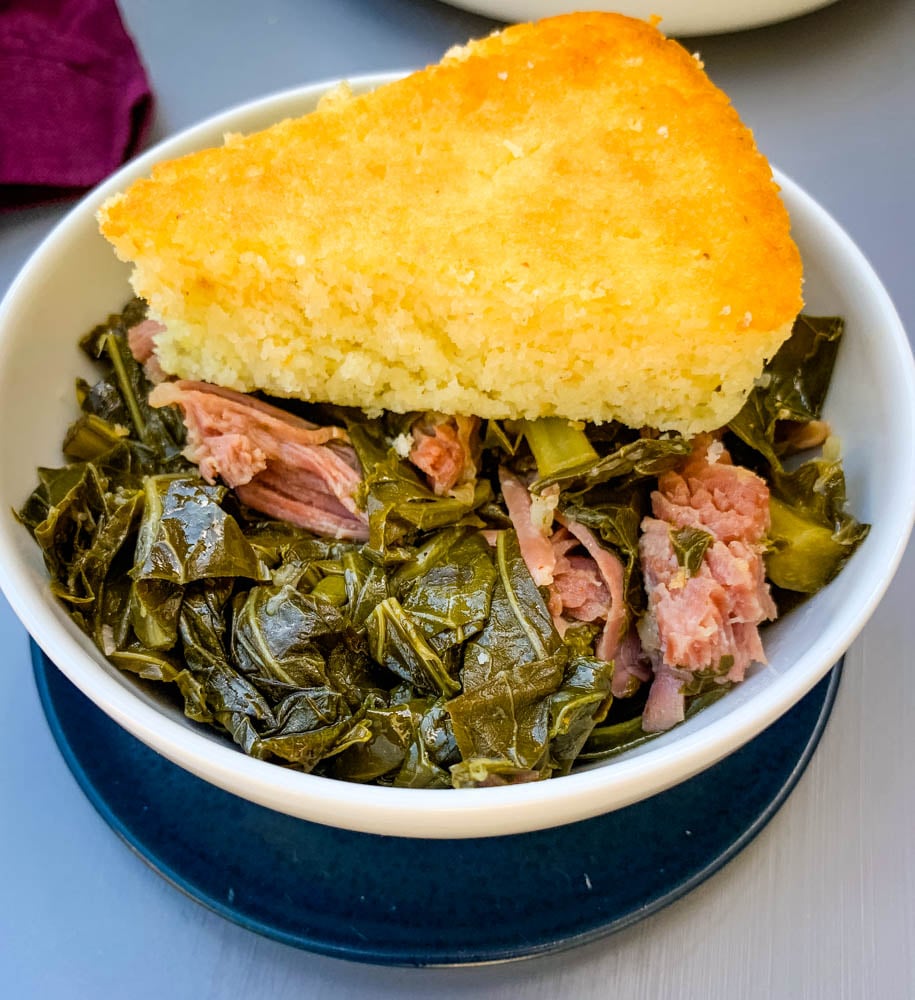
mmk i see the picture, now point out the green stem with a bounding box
[520,418,598,480]
[104,332,149,444]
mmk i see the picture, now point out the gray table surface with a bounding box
[2,1,913,996]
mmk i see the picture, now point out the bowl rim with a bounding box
[1,73,914,839]
[432,1,840,39]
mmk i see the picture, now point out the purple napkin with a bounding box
[0,0,153,209]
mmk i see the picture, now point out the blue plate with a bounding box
[32,640,841,967]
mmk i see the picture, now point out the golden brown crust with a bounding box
[99,13,803,434]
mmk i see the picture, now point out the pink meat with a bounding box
[410,415,479,496]
[127,319,163,364]
[642,664,691,733]
[651,441,770,544]
[550,552,609,623]
[149,380,368,541]
[611,627,651,699]
[561,516,628,662]
[499,468,556,586]
[498,468,629,664]
[127,319,168,384]
[236,474,367,540]
[638,436,776,732]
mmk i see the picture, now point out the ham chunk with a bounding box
[499,468,556,587]
[610,627,652,699]
[149,380,368,541]
[641,663,692,734]
[547,528,608,622]
[559,516,627,663]
[499,468,629,662]
[409,414,479,496]
[127,319,168,383]
[650,438,770,544]
[638,436,776,732]
[127,318,162,364]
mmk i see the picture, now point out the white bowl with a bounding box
[437,1,840,38]
[1,74,913,839]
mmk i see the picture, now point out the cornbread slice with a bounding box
[98,12,803,435]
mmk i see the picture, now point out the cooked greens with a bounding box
[726,315,869,597]
[766,460,870,593]
[18,303,870,786]
[729,314,843,469]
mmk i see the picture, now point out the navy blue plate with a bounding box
[33,640,840,967]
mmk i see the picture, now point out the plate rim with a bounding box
[32,640,844,967]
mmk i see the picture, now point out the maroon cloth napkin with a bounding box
[0,0,153,209]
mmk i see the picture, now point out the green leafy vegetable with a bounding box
[129,475,266,649]
[728,314,843,469]
[79,301,186,462]
[17,463,144,647]
[482,419,524,457]
[766,459,869,592]
[460,530,563,686]
[397,529,496,653]
[366,597,461,696]
[16,299,869,787]
[354,432,491,563]
[533,435,691,494]
[62,413,130,462]
[450,758,546,787]
[724,314,869,595]
[328,695,456,786]
[232,583,341,691]
[255,687,372,770]
[520,417,599,480]
[446,531,568,778]
[548,656,616,775]
[342,550,389,626]
[177,582,275,753]
[670,527,713,577]
[561,622,603,659]
[132,476,265,585]
[678,658,733,697]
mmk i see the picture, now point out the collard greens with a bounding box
[18,303,870,786]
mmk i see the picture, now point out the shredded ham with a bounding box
[127,319,162,363]
[560,516,627,662]
[149,380,368,541]
[127,319,168,384]
[639,435,776,732]
[642,663,691,733]
[776,418,831,455]
[498,468,556,586]
[611,627,652,699]
[547,527,604,623]
[409,414,479,496]
[650,441,770,545]
[498,468,630,663]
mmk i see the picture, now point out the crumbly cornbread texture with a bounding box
[98,13,803,434]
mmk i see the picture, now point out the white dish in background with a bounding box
[441,0,840,37]
[0,74,912,839]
